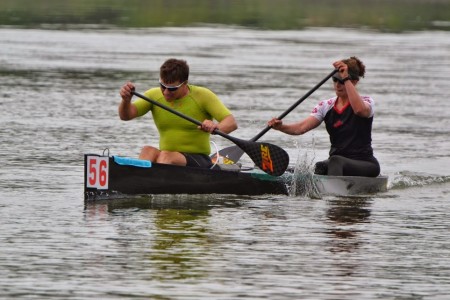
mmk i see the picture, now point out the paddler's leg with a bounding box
[327,156,346,176]
[314,160,329,175]
[328,155,380,177]
[156,151,187,166]
[139,145,160,162]
[139,146,188,166]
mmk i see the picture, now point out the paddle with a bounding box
[212,68,339,164]
[131,91,290,176]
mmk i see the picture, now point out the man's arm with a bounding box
[118,82,138,120]
[216,114,237,134]
[199,114,237,134]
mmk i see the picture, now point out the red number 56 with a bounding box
[86,156,109,189]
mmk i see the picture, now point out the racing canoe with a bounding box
[84,154,388,200]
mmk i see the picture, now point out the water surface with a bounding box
[1,26,450,299]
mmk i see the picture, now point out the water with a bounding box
[1,26,450,299]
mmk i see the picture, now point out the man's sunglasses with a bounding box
[159,80,186,92]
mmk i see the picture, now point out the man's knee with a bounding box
[157,151,173,164]
[157,151,186,165]
[139,146,159,161]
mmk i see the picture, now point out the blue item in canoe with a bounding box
[113,156,152,168]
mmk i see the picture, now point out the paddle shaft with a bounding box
[250,68,338,142]
[132,91,235,138]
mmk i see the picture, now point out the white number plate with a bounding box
[86,156,109,189]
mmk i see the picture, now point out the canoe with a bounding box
[84,154,288,200]
[84,154,388,200]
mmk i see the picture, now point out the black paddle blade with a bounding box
[233,139,289,176]
[211,145,244,165]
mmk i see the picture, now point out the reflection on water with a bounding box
[327,198,372,225]
[85,194,244,211]
[325,198,372,278]
[325,198,372,253]
[151,208,210,280]
[85,196,243,281]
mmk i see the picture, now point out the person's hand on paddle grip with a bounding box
[199,119,218,133]
[268,118,283,130]
[120,82,135,103]
[333,61,349,78]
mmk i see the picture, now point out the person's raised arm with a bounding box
[118,82,138,120]
[333,61,371,118]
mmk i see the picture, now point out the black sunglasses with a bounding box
[159,80,186,92]
[332,77,345,84]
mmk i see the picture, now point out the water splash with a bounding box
[287,138,321,198]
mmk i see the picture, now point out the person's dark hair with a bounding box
[160,58,189,83]
[343,56,365,81]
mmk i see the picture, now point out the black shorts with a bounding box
[182,153,213,168]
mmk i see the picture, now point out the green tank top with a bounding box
[133,85,232,155]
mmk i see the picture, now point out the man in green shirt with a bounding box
[119,58,238,168]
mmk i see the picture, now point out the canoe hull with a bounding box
[84,154,288,200]
[84,154,388,200]
[312,174,388,196]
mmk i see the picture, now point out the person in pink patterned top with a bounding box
[268,57,380,177]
